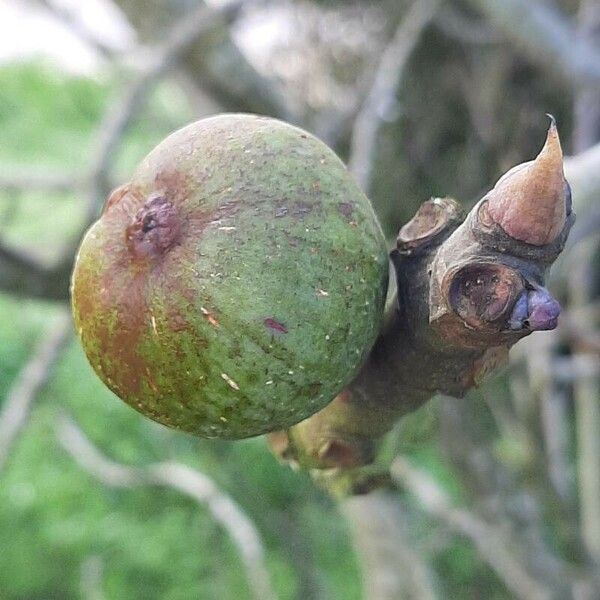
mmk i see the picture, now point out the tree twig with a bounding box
[0,169,81,193]
[0,310,72,471]
[573,0,600,152]
[466,0,600,88]
[83,0,246,223]
[348,0,441,194]
[341,491,438,600]
[570,240,600,566]
[0,1,247,301]
[568,4,600,566]
[559,305,600,355]
[565,143,600,214]
[434,4,501,45]
[0,238,71,300]
[79,555,107,600]
[36,0,120,59]
[114,0,291,119]
[539,363,574,505]
[391,455,556,600]
[55,413,276,600]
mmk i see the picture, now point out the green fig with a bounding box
[71,114,388,439]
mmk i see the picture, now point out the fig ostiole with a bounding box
[71,114,389,439]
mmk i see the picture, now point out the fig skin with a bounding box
[71,114,389,439]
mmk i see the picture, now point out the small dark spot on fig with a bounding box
[264,318,288,334]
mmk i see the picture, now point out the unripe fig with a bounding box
[72,114,388,439]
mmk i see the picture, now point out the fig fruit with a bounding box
[71,114,388,439]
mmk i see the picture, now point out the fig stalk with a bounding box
[271,121,575,481]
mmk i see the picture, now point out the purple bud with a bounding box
[508,292,529,330]
[527,287,561,331]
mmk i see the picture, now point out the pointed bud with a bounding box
[486,117,568,245]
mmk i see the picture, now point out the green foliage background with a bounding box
[0,63,509,600]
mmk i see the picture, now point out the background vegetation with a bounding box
[1,1,599,598]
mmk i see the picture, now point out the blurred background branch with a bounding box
[348,0,441,194]
[56,412,276,600]
[0,310,71,471]
[82,0,248,222]
[342,490,438,600]
[390,455,591,600]
[467,0,600,87]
